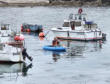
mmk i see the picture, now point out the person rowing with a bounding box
[52,37,60,46]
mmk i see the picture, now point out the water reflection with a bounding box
[60,40,103,56]
[0,63,32,78]
[22,63,32,77]
[52,51,60,62]
[50,40,104,62]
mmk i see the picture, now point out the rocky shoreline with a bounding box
[0,0,110,7]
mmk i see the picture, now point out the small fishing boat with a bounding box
[51,8,106,41]
[21,23,43,32]
[43,45,66,52]
[0,24,24,44]
[0,24,12,37]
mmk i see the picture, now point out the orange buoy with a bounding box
[39,32,45,37]
[14,35,24,41]
[14,36,20,41]
[19,35,24,40]
[26,29,31,32]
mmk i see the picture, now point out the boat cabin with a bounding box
[62,20,82,30]
[84,21,98,30]
[0,24,10,30]
[0,24,11,37]
[74,14,86,21]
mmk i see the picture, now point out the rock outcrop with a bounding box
[49,0,110,6]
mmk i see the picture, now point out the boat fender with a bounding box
[14,35,24,41]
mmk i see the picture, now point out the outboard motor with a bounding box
[102,33,106,41]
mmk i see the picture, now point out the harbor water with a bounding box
[0,6,110,84]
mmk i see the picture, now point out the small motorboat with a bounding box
[43,45,66,52]
[21,23,43,32]
[0,24,12,37]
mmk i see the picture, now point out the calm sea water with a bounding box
[0,6,110,84]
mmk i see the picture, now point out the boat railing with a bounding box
[69,13,87,21]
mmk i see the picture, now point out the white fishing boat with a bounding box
[0,44,24,63]
[51,9,106,41]
[0,24,32,63]
[0,24,25,47]
[0,24,12,37]
[0,24,13,43]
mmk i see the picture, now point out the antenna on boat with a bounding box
[69,13,73,20]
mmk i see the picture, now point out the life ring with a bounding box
[43,45,66,52]
[78,8,83,14]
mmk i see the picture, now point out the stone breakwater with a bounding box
[0,0,49,6]
[0,0,110,6]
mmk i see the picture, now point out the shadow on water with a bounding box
[61,40,104,56]
[0,62,33,79]
[52,51,62,62]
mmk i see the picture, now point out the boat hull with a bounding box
[0,53,24,63]
[0,45,24,63]
[52,30,103,41]
[43,45,66,52]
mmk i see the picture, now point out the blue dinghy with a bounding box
[43,45,66,52]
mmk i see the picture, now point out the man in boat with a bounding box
[52,37,60,46]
